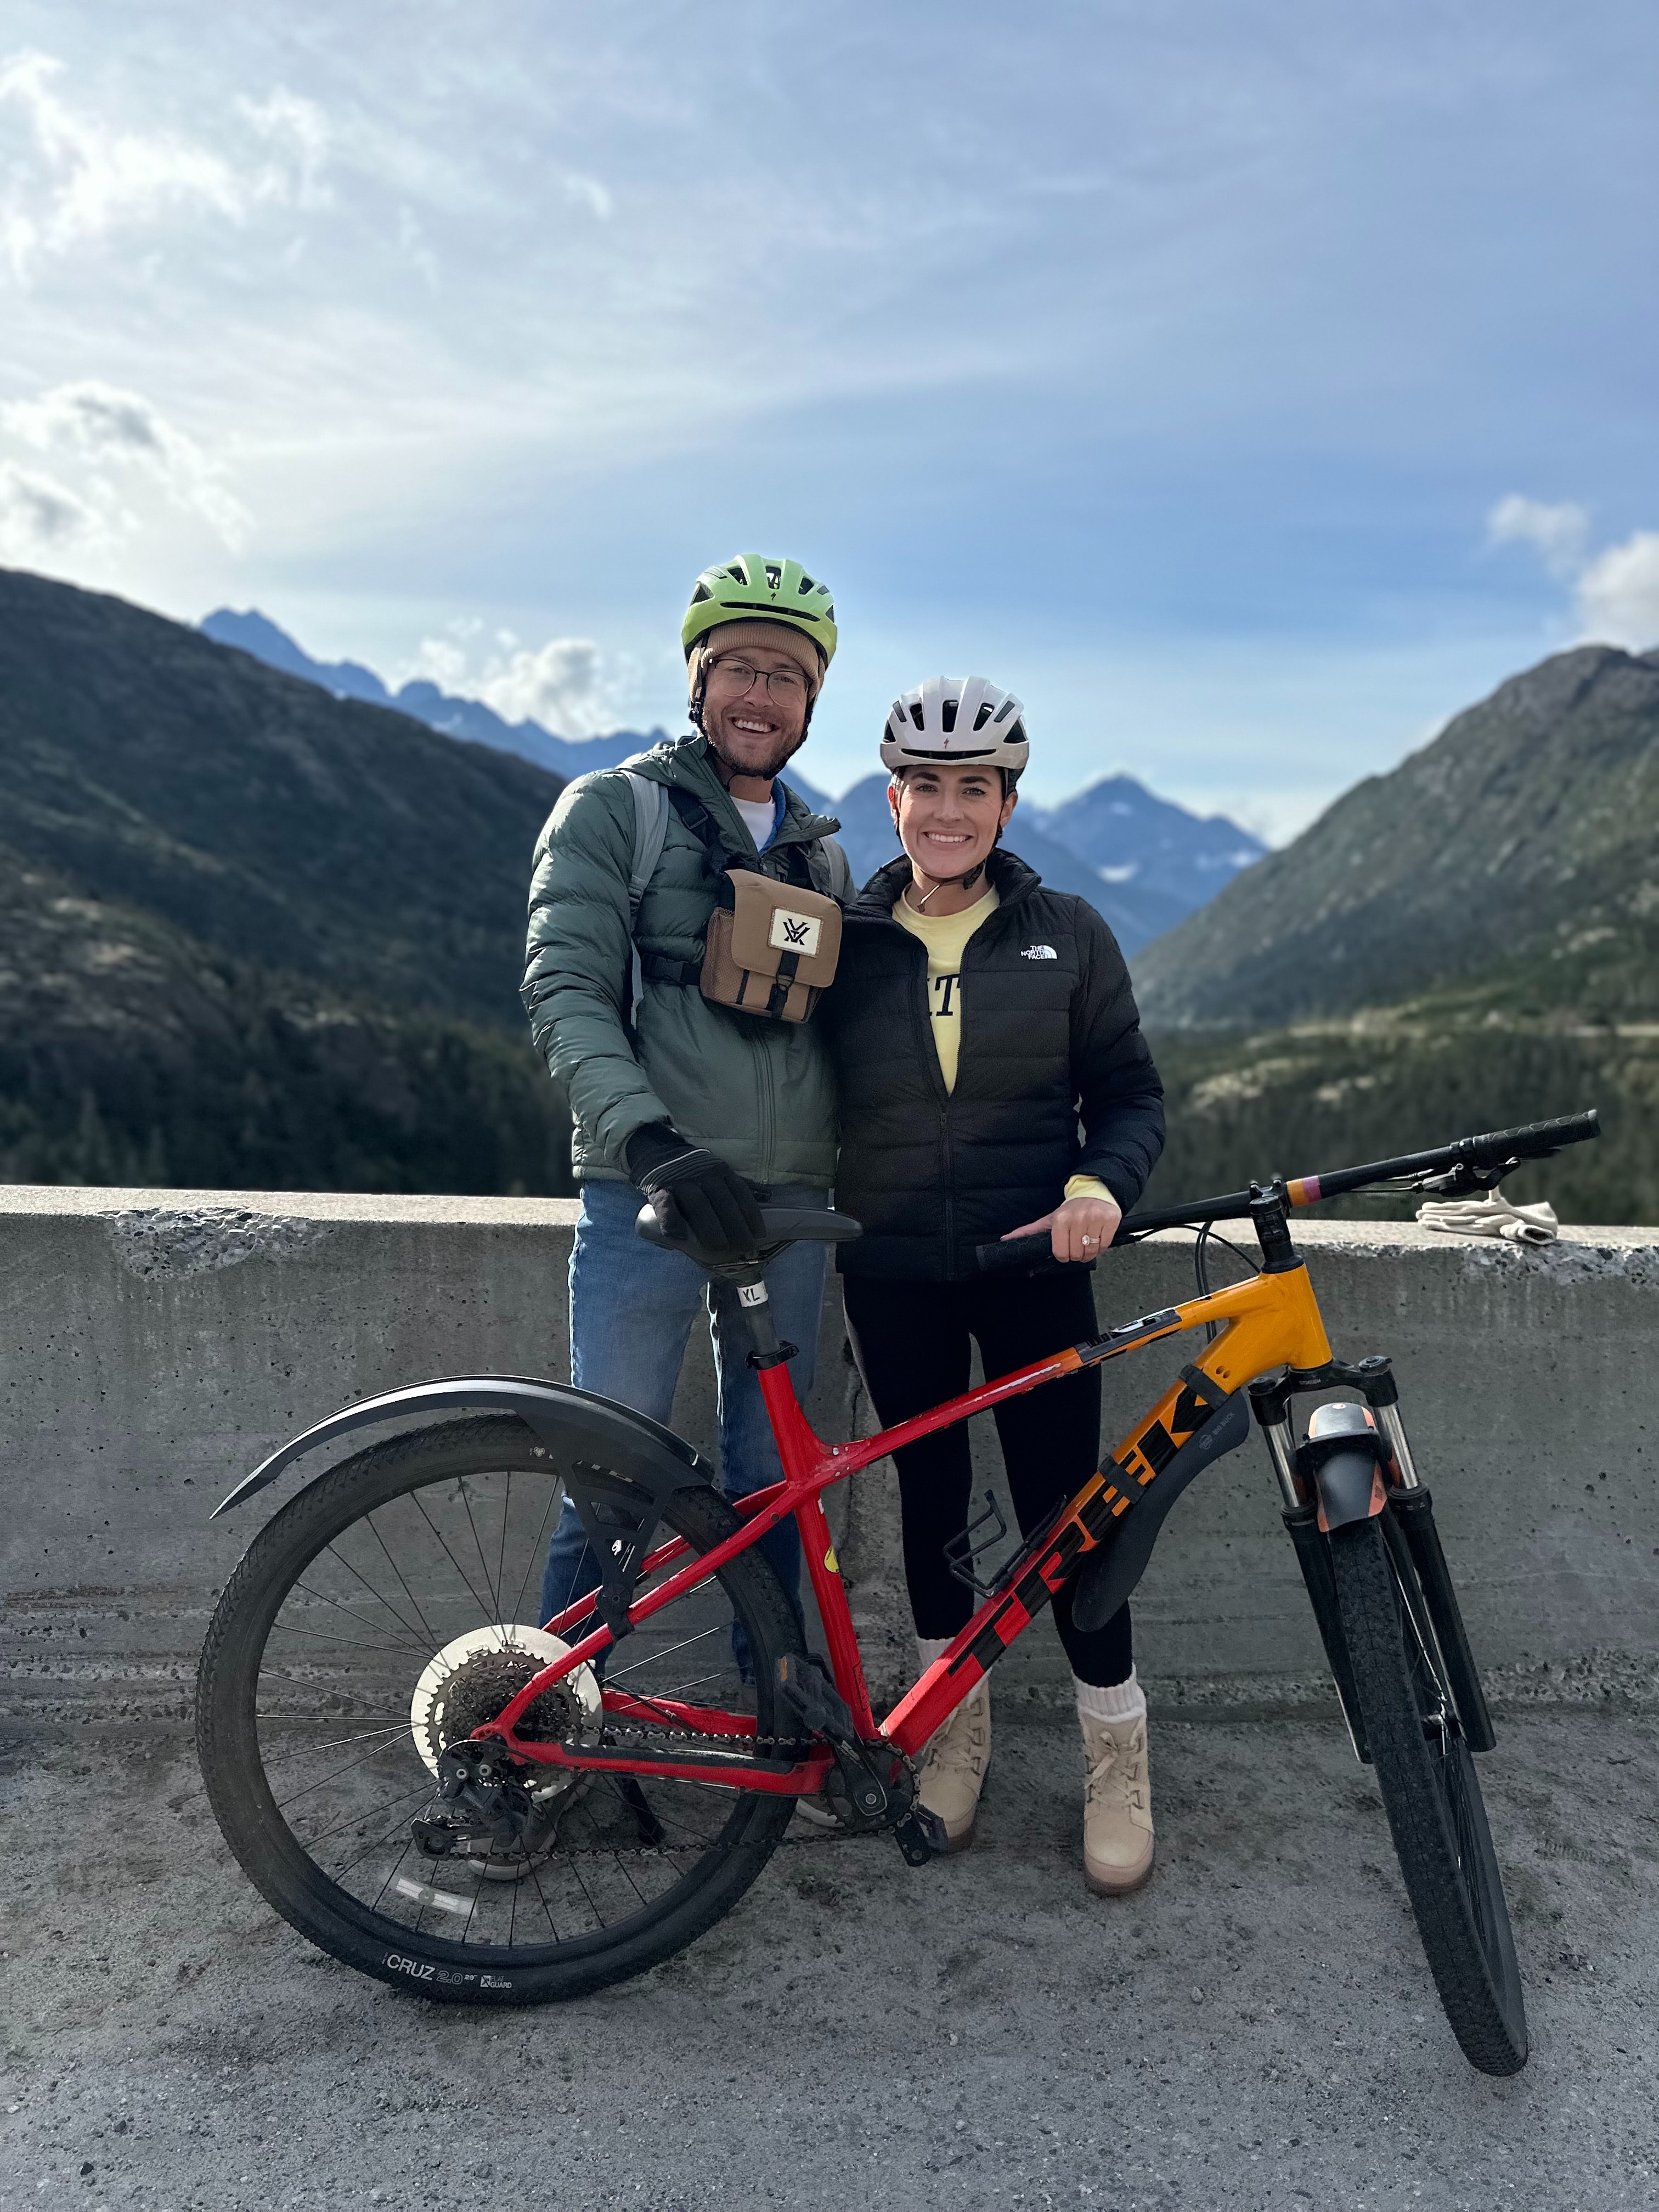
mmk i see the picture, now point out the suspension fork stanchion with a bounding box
[1249,1375,1306,1510]
[1349,1355,1422,1489]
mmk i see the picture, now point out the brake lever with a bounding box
[1414,1155,1528,1198]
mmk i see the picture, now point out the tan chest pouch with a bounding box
[701,866,843,1022]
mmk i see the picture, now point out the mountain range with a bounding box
[2,568,571,1193]
[200,608,1265,951]
[7,570,1652,1219]
[1132,644,1659,1224]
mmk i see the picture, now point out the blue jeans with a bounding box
[539,1177,829,1644]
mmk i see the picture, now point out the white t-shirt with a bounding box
[732,794,778,851]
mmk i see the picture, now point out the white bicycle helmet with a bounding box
[880,676,1030,781]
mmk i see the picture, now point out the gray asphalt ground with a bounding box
[1,1701,1655,2212]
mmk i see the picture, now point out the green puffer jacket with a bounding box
[522,734,844,1188]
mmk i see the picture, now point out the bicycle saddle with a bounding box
[634,1204,862,1259]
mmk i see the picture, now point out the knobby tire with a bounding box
[1327,1516,1527,2075]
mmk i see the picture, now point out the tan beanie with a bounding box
[687,619,825,705]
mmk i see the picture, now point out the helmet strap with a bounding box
[907,855,987,910]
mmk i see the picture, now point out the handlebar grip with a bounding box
[975,1232,1066,1274]
[1470,1108,1599,1164]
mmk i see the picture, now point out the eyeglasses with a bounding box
[704,657,808,702]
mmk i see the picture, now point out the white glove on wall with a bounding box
[1416,1190,1559,1244]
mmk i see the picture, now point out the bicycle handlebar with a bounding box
[975,1231,1065,1274]
[1110,1108,1601,1239]
[973,1108,1600,1269]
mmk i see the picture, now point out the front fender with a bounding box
[1312,1449,1389,1532]
[211,1375,710,1520]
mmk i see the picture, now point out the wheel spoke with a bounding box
[203,1433,798,1988]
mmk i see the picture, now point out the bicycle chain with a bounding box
[531,1721,921,1853]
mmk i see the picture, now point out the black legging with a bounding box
[841,1270,1133,1690]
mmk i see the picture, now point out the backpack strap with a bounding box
[620,771,670,1021]
[812,835,853,903]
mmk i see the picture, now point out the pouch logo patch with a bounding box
[769,908,822,956]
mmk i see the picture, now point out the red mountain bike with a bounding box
[196,1110,1598,2074]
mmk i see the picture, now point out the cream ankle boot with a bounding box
[916,1639,990,1852]
[1077,1688,1155,1895]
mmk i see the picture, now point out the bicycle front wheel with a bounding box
[1328,1516,1527,2074]
[196,1414,805,2004]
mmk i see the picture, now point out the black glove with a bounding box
[625,1122,766,1261]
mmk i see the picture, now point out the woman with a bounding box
[824,677,1166,1893]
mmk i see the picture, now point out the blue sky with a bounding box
[1,3,1655,837]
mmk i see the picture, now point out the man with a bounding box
[522,555,847,1631]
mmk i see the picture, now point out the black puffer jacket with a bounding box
[823,850,1165,1280]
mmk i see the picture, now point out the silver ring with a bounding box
[1081,1235,1098,1245]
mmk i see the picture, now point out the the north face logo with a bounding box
[1021,944,1058,961]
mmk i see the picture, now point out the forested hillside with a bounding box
[1132,646,1659,1224]
[0,569,572,1193]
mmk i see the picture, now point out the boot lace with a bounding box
[1085,1722,1146,1812]
[924,1691,989,1779]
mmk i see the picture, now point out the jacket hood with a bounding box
[623,733,840,848]
[853,844,1044,919]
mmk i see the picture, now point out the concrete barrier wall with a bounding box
[2,1186,1655,1720]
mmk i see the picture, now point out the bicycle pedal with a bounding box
[893,1804,950,1866]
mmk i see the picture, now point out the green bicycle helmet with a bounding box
[681,554,838,669]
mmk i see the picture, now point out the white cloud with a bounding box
[0,457,106,556]
[236,87,330,209]
[399,628,634,736]
[403,635,471,691]
[1486,494,1588,580]
[563,174,613,221]
[480,637,619,735]
[1487,493,1659,652]
[1575,533,1659,652]
[0,50,329,278]
[0,380,250,546]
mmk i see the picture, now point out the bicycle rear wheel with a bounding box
[1327,1516,1527,2074]
[196,1414,805,2003]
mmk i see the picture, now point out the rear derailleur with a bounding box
[413,1738,543,1863]
[775,1654,948,1867]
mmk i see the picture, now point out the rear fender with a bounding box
[210,1376,715,1640]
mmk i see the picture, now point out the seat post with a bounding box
[724,1265,787,1366]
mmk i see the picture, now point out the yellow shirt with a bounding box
[891,883,998,1094]
[891,882,1117,1210]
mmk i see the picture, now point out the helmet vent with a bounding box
[994,698,1015,722]
[765,563,782,591]
[941,698,958,733]
[691,582,712,603]
[909,703,926,731]
[798,574,816,595]
[972,702,994,731]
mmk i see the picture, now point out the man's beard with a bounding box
[708,725,807,785]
